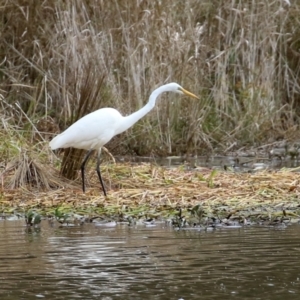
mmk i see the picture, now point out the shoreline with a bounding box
[1,164,300,227]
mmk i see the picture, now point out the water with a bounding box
[1,220,300,300]
[116,155,300,171]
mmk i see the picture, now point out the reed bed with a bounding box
[1,0,300,159]
[1,0,300,217]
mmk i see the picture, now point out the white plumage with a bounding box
[50,108,123,150]
[50,82,199,196]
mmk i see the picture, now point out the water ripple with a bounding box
[0,220,300,299]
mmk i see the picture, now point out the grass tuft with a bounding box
[3,150,58,190]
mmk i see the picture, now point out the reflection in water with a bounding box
[0,221,300,299]
[116,155,300,172]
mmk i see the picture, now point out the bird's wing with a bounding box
[50,108,122,150]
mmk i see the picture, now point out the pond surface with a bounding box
[117,155,300,172]
[1,220,300,300]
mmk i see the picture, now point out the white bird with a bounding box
[50,82,199,196]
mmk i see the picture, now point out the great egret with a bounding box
[50,82,199,196]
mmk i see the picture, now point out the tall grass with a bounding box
[0,0,299,161]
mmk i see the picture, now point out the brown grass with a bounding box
[1,164,300,214]
[1,0,300,188]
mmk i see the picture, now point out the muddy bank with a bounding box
[1,163,300,228]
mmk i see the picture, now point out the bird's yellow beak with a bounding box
[180,87,200,100]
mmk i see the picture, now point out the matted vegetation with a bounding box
[1,163,300,227]
[1,0,300,217]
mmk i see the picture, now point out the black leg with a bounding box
[96,148,107,196]
[81,150,94,193]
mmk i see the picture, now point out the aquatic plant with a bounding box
[25,210,42,226]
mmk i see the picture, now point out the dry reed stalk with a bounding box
[0,0,300,164]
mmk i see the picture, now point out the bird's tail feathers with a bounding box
[49,135,64,150]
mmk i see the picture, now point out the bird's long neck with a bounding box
[115,86,167,135]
